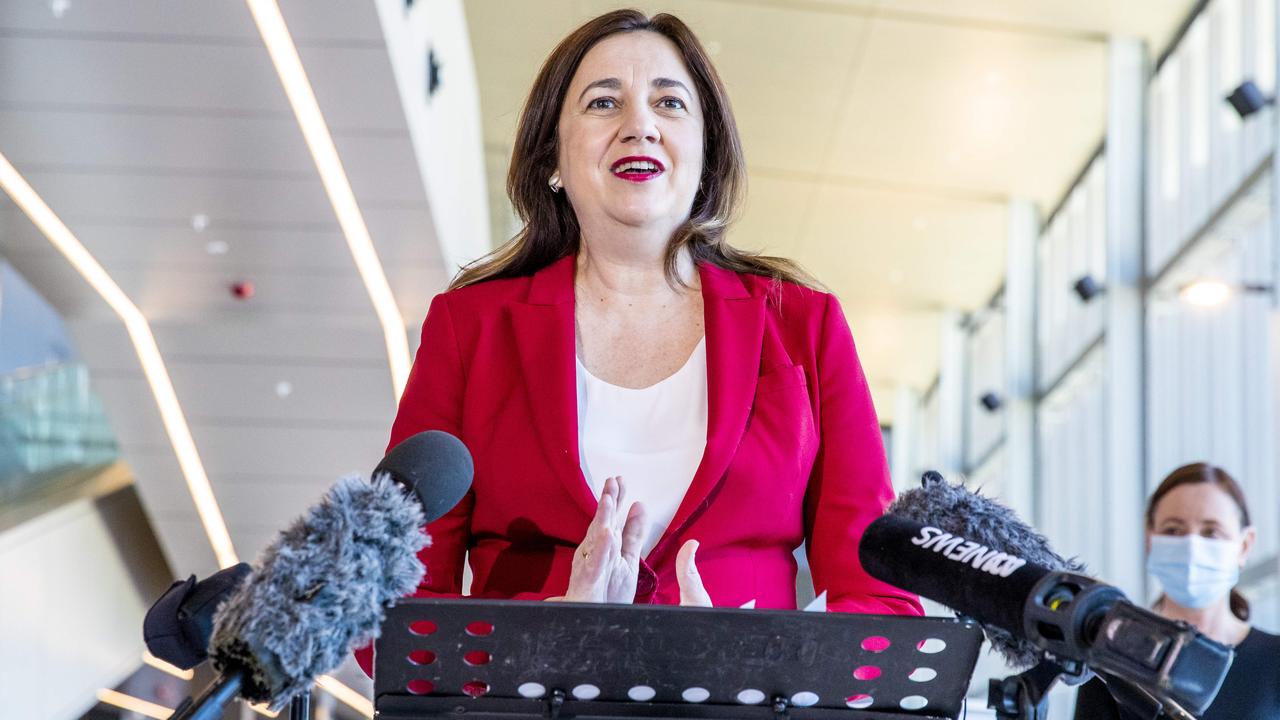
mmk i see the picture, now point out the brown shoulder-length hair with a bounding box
[450,9,817,291]
[1146,462,1254,621]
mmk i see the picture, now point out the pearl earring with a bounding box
[548,171,562,193]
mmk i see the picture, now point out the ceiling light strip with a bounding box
[249,701,282,718]
[142,650,195,681]
[0,151,238,569]
[317,674,375,718]
[245,0,411,398]
[96,689,174,719]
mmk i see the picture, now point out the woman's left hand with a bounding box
[676,539,712,607]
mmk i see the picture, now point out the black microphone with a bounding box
[863,470,1084,668]
[857,472,1233,716]
[144,563,252,670]
[174,430,473,717]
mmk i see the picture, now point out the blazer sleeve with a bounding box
[803,293,923,616]
[357,293,475,675]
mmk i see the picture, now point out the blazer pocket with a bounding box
[755,364,808,396]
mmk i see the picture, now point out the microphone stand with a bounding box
[988,663,1196,720]
[170,672,243,720]
[290,692,311,720]
[988,660,1061,720]
[170,671,313,720]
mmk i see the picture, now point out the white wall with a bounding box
[1038,156,1106,390]
[1148,0,1276,276]
[0,485,171,720]
[965,309,1006,470]
[375,0,492,274]
[1036,347,1118,583]
[915,383,941,478]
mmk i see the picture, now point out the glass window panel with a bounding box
[1188,19,1211,168]
[1256,0,1276,93]
[1160,59,1182,201]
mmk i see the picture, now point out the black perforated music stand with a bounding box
[374,599,983,719]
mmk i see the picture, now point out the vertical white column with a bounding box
[891,384,921,493]
[937,309,967,480]
[1273,0,1280,311]
[1005,199,1039,523]
[1104,36,1148,599]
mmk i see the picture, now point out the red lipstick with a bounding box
[610,155,665,183]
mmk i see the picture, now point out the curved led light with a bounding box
[245,0,411,399]
[0,151,239,569]
[317,674,375,718]
[96,689,174,719]
[142,650,194,681]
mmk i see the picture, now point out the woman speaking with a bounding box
[362,9,919,671]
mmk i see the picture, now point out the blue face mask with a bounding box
[1146,535,1240,609]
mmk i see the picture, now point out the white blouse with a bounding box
[575,338,709,556]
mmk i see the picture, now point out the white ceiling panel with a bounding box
[277,0,385,44]
[121,451,201,518]
[150,319,391,365]
[0,1,384,58]
[727,172,818,253]
[0,36,287,113]
[820,0,1200,50]
[843,307,946,389]
[192,424,387,479]
[336,131,434,208]
[829,17,1107,206]
[464,0,589,143]
[0,1,259,39]
[295,44,412,133]
[215,479,346,531]
[167,362,396,426]
[61,317,140,373]
[796,184,1007,309]
[2,218,434,272]
[89,373,168,449]
[150,516,221,578]
[0,110,311,173]
[9,256,380,320]
[12,170,332,226]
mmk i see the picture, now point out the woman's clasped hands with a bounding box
[549,476,711,606]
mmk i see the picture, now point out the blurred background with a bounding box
[0,0,1276,718]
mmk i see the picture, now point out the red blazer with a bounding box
[357,255,920,673]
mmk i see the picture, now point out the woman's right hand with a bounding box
[553,476,647,603]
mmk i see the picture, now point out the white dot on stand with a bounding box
[572,684,600,701]
[682,687,710,703]
[736,689,766,705]
[901,695,929,710]
[791,691,819,707]
[628,686,656,702]
[517,683,545,699]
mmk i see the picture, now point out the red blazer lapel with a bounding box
[647,263,765,565]
[510,255,598,520]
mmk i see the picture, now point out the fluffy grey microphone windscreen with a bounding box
[888,472,1084,668]
[209,474,428,707]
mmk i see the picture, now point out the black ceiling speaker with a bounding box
[1073,274,1104,303]
[1226,80,1273,119]
[427,48,442,100]
[979,392,1003,413]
